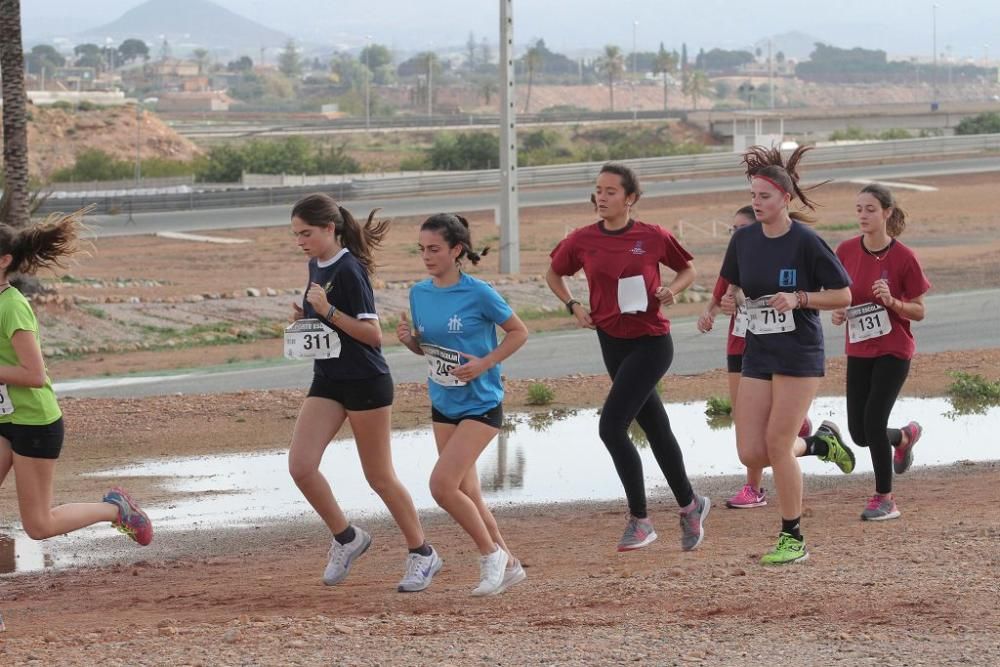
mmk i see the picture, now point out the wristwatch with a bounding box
[565,299,580,315]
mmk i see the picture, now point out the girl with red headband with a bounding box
[719,146,854,565]
[832,184,930,521]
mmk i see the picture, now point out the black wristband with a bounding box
[565,299,580,315]
[326,305,336,320]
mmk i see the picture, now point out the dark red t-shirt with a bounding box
[550,219,693,339]
[711,276,746,356]
[835,236,931,360]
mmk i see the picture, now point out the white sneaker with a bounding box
[496,557,526,594]
[471,546,508,597]
[397,546,443,593]
[323,526,371,586]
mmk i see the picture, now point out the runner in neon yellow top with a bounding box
[0,212,153,548]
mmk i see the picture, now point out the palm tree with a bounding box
[0,0,30,227]
[596,45,625,112]
[522,41,543,113]
[683,69,710,110]
[192,48,210,76]
[652,43,678,111]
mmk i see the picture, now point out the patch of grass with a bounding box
[79,305,109,320]
[705,395,733,417]
[946,371,1000,416]
[526,382,555,406]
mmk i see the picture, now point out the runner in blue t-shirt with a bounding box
[286,193,440,593]
[719,146,854,566]
[397,213,529,597]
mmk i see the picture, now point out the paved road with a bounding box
[87,156,1000,238]
[57,289,1000,399]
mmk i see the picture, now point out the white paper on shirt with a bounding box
[617,275,648,314]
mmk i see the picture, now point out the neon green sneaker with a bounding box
[815,420,856,474]
[760,532,809,565]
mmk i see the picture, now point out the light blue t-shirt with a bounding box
[409,273,514,419]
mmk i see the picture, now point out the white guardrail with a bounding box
[36,133,1000,215]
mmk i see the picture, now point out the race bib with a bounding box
[732,307,749,338]
[420,343,467,387]
[847,303,892,343]
[746,296,796,335]
[284,319,341,360]
[0,383,13,415]
[617,275,648,314]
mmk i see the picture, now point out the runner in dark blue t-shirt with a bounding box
[718,146,854,566]
[285,193,441,594]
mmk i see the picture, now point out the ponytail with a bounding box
[291,193,389,275]
[0,209,87,277]
[420,213,490,266]
[859,183,907,237]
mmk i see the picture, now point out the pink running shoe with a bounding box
[861,493,901,521]
[725,484,767,509]
[894,421,922,475]
[103,487,154,546]
[798,416,813,438]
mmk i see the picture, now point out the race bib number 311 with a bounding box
[284,319,341,359]
[847,303,892,343]
[746,296,796,335]
[420,343,467,387]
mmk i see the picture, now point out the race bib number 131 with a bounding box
[847,303,892,343]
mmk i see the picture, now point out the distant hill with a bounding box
[75,0,289,55]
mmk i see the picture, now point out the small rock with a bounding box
[265,287,278,297]
[246,288,261,297]
[158,626,178,637]
[222,628,240,644]
[332,624,354,635]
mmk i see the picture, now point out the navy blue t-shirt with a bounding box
[302,249,390,381]
[719,220,850,377]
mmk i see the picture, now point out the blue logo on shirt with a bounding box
[778,269,797,287]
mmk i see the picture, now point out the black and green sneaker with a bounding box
[760,532,809,565]
[815,420,856,474]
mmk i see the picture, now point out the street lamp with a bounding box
[364,35,372,131]
[631,20,638,121]
[134,97,158,186]
[931,3,938,104]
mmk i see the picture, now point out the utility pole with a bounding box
[364,35,372,131]
[631,20,638,121]
[427,51,433,118]
[932,3,939,104]
[499,0,519,274]
[768,39,774,108]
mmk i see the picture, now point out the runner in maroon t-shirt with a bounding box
[697,207,814,510]
[546,162,711,554]
[832,184,931,521]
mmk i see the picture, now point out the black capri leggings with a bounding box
[846,355,910,495]
[596,330,694,518]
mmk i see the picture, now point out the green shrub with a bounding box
[50,149,194,183]
[429,132,499,170]
[947,372,1000,402]
[526,382,555,406]
[195,138,360,182]
[704,395,733,417]
[955,112,1000,135]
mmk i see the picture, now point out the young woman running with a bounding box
[832,184,929,521]
[719,146,855,565]
[286,193,439,593]
[546,163,711,554]
[397,213,528,597]
[0,213,151,549]
[697,206,816,510]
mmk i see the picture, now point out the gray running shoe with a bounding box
[323,526,372,586]
[397,546,443,593]
[616,515,658,552]
[861,494,901,521]
[679,495,711,551]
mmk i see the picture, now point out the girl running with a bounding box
[832,184,929,521]
[397,213,528,597]
[0,212,151,549]
[286,193,439,593]
[546,163,710,554]
[719,146,855,565]
[698,206,816,510]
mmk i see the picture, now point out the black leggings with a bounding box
[596,330,694,518]
[846,355,910,494]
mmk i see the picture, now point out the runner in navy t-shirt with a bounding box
[832,184,931,521]
[397,213,529,597]
[547,163,711,554]
[285,194,440,593]
[719,146,854,565]
[697,206,816,511]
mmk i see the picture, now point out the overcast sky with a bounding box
[21,0,1000,60]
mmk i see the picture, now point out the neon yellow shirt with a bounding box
[0,287,62,425]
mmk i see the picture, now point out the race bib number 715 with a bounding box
[746,296,796,335]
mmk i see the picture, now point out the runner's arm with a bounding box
[0,330,48,388]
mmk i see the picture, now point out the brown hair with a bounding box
[734,205,757,222]
[0,209,86,277]
[599,162,642,205]
[291,193,388,275]
[742,145,827,223]
[420,213,489,266]
[859,183,906,237]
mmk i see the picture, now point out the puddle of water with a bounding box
[3,397,996,574]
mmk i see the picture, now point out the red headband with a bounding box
[753,174,789,196]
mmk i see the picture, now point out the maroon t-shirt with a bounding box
[711,276,746,356]
[550,219,693,339]
[835,236,931,360]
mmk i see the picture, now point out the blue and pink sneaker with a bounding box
[103,487,153,546]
